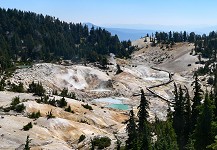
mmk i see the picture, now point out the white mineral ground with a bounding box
[0,38,206,149]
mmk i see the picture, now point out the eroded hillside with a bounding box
[0,92,128,149]
[0,38,205,149]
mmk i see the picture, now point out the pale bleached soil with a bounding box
[0,38,205,149]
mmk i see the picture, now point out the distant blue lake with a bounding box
[93,97,129,110]
[107,104,129,110]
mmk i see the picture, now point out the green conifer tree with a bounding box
[213,66,217,117]
[184,87,192,147]
[24,135,31,150]
[194,91,214,150]
[126,110,138,150]
[191,73,203,131]
[137,89,151,150]
[153,117,178,150]
[173,85,185,150]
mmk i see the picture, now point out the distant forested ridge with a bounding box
[192,31,217,76]
[0,8,135,70]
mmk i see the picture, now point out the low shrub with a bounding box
[92,136,111,149]
[78,134,86,143]
[60,88,77,99]
[207,76,214,85]
[3,107,11,112]
[10,96,20,108]
[80,119,89,124]
[48,98,56,107]
[28,81,45,96]
[10,82,24,93]
[46,110,55,119]
[81,104,93,110]
[28,111,41,119]
[14,103,26,112]
[23,122,33,131]
[65,105,74,113]
[57,97,67,107]
[0,79,5,91]
[9,97,26,112]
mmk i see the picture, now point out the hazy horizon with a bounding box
[1,0,217,30]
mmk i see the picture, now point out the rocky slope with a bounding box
[0,92,128,149]
[0,38,205,149]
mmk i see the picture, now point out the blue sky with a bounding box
[1,0,217,29]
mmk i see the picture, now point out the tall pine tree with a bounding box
[183,87,192,147]
[191,73,203,131]
[213,65,217,118]
[194,91,214,150]
[126,110,138,150]
[173,85,185,150]
[137,89,151,150]
[153,116,178,150]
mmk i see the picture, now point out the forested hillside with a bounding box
[3,7,217,150]
[0,8,135,70]
[123,30,217,150]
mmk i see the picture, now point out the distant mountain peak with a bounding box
[83,22,98,29]
[82,22,155,41]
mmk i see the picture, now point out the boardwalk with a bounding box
[133,65,174,104]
